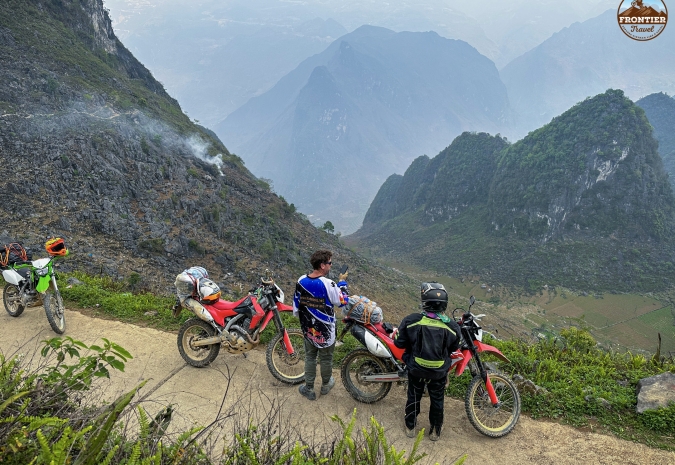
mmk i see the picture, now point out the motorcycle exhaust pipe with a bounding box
[359,372,404,382]
[192,330,235,347]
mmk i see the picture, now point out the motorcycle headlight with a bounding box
[36,267,49,276]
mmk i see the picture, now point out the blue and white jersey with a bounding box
[293,275,346,348]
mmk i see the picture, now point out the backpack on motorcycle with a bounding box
[342,295,383,325]
[0,242,32,267]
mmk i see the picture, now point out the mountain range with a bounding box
[501,8,675,138]
[0,0,417,314]
[217,26,511,233]
[349,90,675,292]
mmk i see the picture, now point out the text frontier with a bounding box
[619,16,667,23]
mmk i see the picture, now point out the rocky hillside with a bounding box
[636,92,675,188]
[0,0,417,315]
[217,26,511,233]
[349,90,675,292]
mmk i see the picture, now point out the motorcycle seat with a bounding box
[372,321,395,336]
[204,296,258,317]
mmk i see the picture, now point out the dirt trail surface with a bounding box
[1,303,674,465]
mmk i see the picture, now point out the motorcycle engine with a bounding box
[222,317,256,354]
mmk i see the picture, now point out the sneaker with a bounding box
[405,425,416,438]
[320,377,335,395]
[298,384,316,401]
[429,427,442,441]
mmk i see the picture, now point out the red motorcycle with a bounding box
[177,272,305,384]
[338,295,521,437]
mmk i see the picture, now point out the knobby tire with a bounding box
[43,289,66,334]
[465,371,521,438]
[3,283,25,317]
[341,348,392,403]
[177,318,221,367]
[266,328,305,384]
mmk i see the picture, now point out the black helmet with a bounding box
[420,282,448,312]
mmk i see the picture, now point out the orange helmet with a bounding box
[198,278,221,304]
[45,237,68,256]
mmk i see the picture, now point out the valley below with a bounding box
[377,259,675,356]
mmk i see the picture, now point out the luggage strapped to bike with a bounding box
[0,243,29,267]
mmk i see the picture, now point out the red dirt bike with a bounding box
[338,295,521,437]
[176,271,305,384]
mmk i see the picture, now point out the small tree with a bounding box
[321,221,335,234]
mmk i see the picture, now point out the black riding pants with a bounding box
[404,374,446,435]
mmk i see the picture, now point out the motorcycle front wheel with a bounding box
[465,371,521,438]
[177,318,221,367]
[266,328,305,384]
[43,290,66,334]
[341,348,392,403]
[3,283,25,317]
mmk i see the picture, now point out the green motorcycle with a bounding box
[1,239,69,334]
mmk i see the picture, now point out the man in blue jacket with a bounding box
[293,250,347,400]
[394,283,460,441]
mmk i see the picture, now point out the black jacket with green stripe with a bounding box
[394,311,461,380]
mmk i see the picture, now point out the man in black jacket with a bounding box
[394,283,460,441]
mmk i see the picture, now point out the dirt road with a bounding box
[1,303,673,465]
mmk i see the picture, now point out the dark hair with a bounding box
[310,250,333,270]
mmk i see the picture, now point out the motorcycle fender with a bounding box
[474,340,510,363]
[36,275,50,293]
[350,325,392,358]
[2,269,24,286]
[277,302,294,312]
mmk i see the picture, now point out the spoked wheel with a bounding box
[340,349,392,403]
[177,318,221,367]
[465,372,521,437]
[266,328,306,384]
[3,284,25,317]
[43,290,66,334]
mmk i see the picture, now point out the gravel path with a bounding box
[1,300,673,465]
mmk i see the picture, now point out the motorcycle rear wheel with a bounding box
[3,284,25,317]
[465,371,521,438]
[341,348,392,403]
[266,328,305,384]
[43,290,66,334]
[178,318,221,367]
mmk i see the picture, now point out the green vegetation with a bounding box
[0,337,432,465]
[57,272,675,452]
[60,272,180,331]
[356,91,675,293]
[321,221,336,234]
[445,328,675,450]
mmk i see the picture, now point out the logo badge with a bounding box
[617,0,668,41]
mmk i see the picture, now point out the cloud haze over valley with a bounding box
[102,0,675,233]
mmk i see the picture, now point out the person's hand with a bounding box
[391,327,399,339]
[338,270,348,282]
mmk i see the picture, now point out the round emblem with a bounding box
[617,0,668,41]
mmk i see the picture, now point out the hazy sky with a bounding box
[105,0,617,66]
